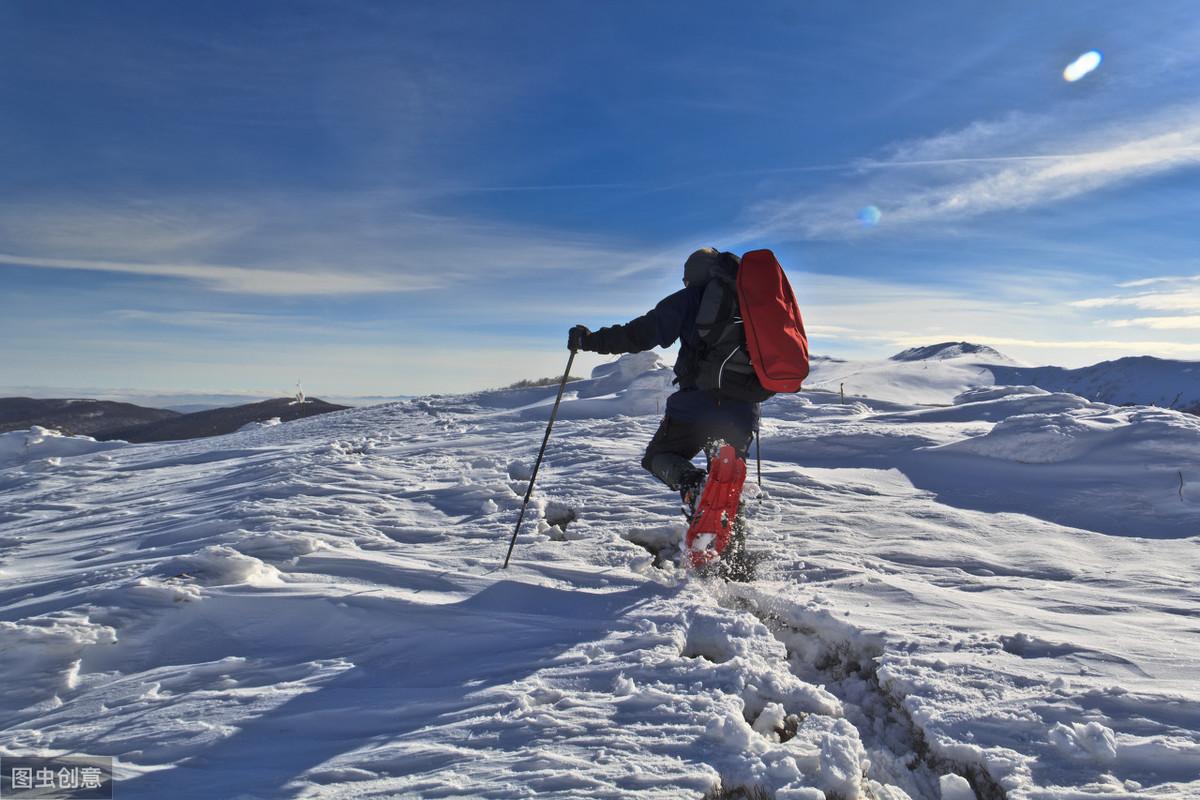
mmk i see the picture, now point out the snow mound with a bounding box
[164,545,283,586]
[1048,721,1118,764]
[953,385,1050,404]
[0,614,117,707]
[468,352,673,418]
[876,387,1101,424]
[238,417,282,432]
[585,351,666,390]
[0,426,125,469]
[939,773,977,800]
[530,353,675,419]
[890,342,1010,363]
[938,403,1200,463]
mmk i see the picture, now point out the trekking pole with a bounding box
[755,421,762,488]
[502,349,577,569]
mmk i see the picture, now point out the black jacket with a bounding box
[585,287,759,428]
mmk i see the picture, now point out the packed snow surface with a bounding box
[1,354,1198,799]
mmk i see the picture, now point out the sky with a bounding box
[2,1,1200,397]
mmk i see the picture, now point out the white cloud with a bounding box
[1062,274,1200,344]
[1071,276,1200,314]
[0,253,433,296]
[1109,316,1200,329]
[1115,274,1200,288]
[111,309,310,328]
[0,192,646,296]
[898,334,1200,357]
[1069,296,1124,309]
[739,104,1200,241]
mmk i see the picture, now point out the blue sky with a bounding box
[2,1,1200,396]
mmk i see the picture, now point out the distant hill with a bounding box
[96,397,350,443]
[805,343,1016,405]
[805,343,1200,412]
[992,356,1200,412]
[890,342,1013,363]
[0,397,179,436]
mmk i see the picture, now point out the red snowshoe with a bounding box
[684,442,747,568]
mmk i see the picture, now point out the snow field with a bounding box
[1,352,1198,798]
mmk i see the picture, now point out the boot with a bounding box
[678,468,707,521]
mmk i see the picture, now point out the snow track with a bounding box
[717,584,1007,800]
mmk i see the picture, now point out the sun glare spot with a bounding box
[1063,50,1102,82]
[857,205,882,227]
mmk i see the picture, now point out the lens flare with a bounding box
[1063,50,1102,82]
[857,205,882,227]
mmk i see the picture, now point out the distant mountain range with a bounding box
[95,397,349,443]
[806,341,1200,410]
[992,356,1200,412]
[0,387,412,411]
[0,398,179,437]
[887,342,1200,410]
[1,396,349,443]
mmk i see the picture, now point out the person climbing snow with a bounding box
[567,247,809,573]
[569,248,756,508]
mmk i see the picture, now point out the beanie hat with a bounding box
[683,247,720,286]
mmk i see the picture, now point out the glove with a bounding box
[568,324,592,352]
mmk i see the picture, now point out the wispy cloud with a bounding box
[891,334,1200,357]
[738,104,1200,241]
[0,253,432,295]
[1067,273,1200,336]
[0,192,646,296]
[1109,316,1200,329]
[1116,273,1200,288]
[1071,276,1200,313]
[111,309,311,328]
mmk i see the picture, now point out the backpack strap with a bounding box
[699,283,737,348]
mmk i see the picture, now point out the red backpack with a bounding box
[693,249,809,401]
[738,249,809,393]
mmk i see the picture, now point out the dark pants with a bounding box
[641,414,754,490]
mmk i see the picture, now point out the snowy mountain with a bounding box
[809,343,1200,411]
[993,356,1200,412]
[1,354,1198,799]
[0,397,179,436]
[805,344,1014,406]
[889,342,1013,363]
[95,397,349,443]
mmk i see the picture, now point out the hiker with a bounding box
[567,248,760,514]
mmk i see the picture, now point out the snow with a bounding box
[808,343,1200,411]
[991,355,1200,411]
[940,773,977,800]
[0,425,125,469]
[890,342,1014,363]
[804,345,1013,406]
[937,401,1200,464]
[238,416,282,432]
[1,352,1198,799]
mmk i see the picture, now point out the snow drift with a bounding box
[0,425,125,470]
